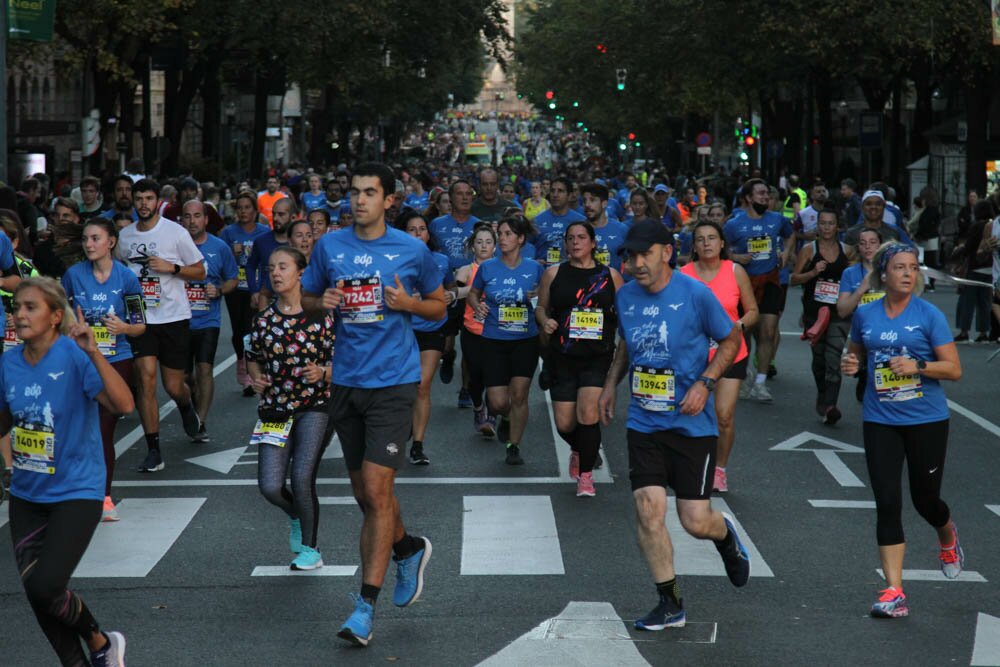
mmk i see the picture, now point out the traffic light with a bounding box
[616,68,627,91]
[627,132,636,141]
[745,136,755,147]
[548,102,556,110]
[572,101,580,108]
[739,151,749,161]
[618,142,627,151]
[634,141,641,147]
[82,109,101,157]
[595,43,607,54]
[545,90,555,100]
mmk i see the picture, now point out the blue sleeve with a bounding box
[300,240,329,295]
[221,243,239,282]
[897,225,913,246]
[78,345,104,401]
[926,303,953,348]
[0,234,14,271]
[472,263,486,292]
[849,309,864,344]
[0,361,8,413]
[417,245,442,295]
[724,224,737,247]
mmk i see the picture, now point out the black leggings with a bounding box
[224,290,253,357]
[97,358,134,497]
[461,329,486,409]
[863,419,951,546]
[9,496,103,666]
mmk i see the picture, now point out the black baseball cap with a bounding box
[618,219,674,256]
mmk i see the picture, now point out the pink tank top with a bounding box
[680,260,748,362]
[463,261,484,335]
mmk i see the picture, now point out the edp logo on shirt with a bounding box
[354,254,373,268]
[642,305,660,317]
[25,384,41,398]
[880,330,898,343]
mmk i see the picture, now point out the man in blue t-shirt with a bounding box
[534,177,586,267]
[301,162,445,648]
[183,200,238,441]
[598,219,750,632]
[247,197,293,308]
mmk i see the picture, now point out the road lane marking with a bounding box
[809,500,875,509]
[668,497,774,577]
[75,498,206,577]
[461,495,564,575]
[251,565,357,577]
[987,505,1000,518]
[186,446,248,474]
[813,450,865,487]
[115,476,577,487]
[948,400,1000,439]
[771,431,865,487]
[876,568,987,582]
[972,613,1000,666]
[318,497,357,505]
[477,602,653,666]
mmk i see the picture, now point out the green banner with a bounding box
[8,0,56,42]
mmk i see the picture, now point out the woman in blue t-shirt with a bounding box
[468,215,544,466]
[841,243,963,620]
[2,277,134,666]
[62,218,145,521]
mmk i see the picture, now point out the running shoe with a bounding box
[90,630,126,667]
[289,518,303,554]
[457,388,473,409]
[939,523,965,579]
[180,408,202,439]
[635,595,686,630]
[474,405,495,437]
[954,332,970,343]
[439,354,455,384]
[496,414,511,444]
[713,467,728,493]
[392,537,432,607]
[823,406,842,426]
[337,594,374,647]
[568,450,580,480]
[192,423,210,443]
[291,545,324,571]
[505,444,524,465]
[870,587,908,618]
[715,512,751,587]
[137,449,164,473]
[102,496,120,522]
[409,443,430,466]
[576,471,595,497]
[749,383,773,403]
[975,333,990,343]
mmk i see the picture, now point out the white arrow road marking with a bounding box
[770,431,865,487]
[185,446,248,474]
[972,613,1000,666]
[476,602,652,666]
[875,568,987,583]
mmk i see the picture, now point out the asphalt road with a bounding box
[1,283,999,666]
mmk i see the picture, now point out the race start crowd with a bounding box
[2,157,992,664]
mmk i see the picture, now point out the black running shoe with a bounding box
[715,512,751,587]
[439,353,455,384]
[181,408,202,439]
[193,423,210,443]
[138,449,165,473]
[409,443,430,465]
[505,444,524,465]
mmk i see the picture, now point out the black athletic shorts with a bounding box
[722,356,749,380]
[549,351,613,402]
[749,270,784,316]
[628,428,717,499]
[130,320,191,370]
[483,336,539,387]
[188,327,221,367]
[415,329,446,353]
[328,383,417,472]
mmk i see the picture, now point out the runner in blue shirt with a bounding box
[598,219,751,632]
[534,177,586,267]
[184,201,239,442]
[219,191,271,396]
[841,242,963,619]
[468,215,544,466]
[1,277,133,667]
[301,162,444,648]
[837,227,885,403]
[395,209,456,466]
[301,174,327,213]
[62,218,145,521]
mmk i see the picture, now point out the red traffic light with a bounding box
[627,132,636,141]
[745,136,756,146]
[595,43,607,54]
[545,90,554,100]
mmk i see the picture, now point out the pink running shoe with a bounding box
[576,471,596,497]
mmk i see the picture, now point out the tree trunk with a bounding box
[161,62,206,175]
[250,74,268,179]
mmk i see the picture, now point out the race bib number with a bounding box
[861,291,885,305]
[3,319,20,352]
[546,246,561,264]
[814,280,839,305]
[186,282,210,311]
[569,307,604,340]
[12,424,56,474]
[499,304,529,333]
[595,248,611,266]
[250,417,294,447]
[340,277,384,323]
[238,266,248,290]
[92,324,116,357]
[873,360,923,402]
[747,235,772,260]
[141,276,162,308]
[631,365,675,412]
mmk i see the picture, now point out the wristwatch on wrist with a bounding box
[698,376,717,392]
[916,360,927,372]
[172,263,182,275]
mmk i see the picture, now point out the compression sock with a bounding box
[360,584,380,605]
[557,428,577,449]
[392,534,423,560]
[656,578,682,606]
[145,432,160,452]
[575,423,601,472]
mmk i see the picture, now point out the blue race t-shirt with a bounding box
[533,208,586,266]
[189,234,239,330]
[839,263,886,306]
[62,260,143,361]
[99,208,138,222]
[724,210,793,276]
[593,219,629,267]
[616,272,735,437]
[606,198,626,222]
[302,192,327,213]
[404,192,430,212]
[0,336,105,503]
[413,251,452,333]
[245,231,287,294]
[850,297,952,425]
[301,225,442,388]
[430,214,481,271]
[219,222,270,292]
[472,257,544,340]
[676,228,693,258]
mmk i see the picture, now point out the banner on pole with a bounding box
[9,0,56,42]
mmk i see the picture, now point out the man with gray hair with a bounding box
[471,168,517,223]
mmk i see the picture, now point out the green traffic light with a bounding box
[548,102,556,110]
[616,83,625,91]
[572,101,579,108]
[739,151,749,161]
[618,142,627,150]
[634,141,641,147]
